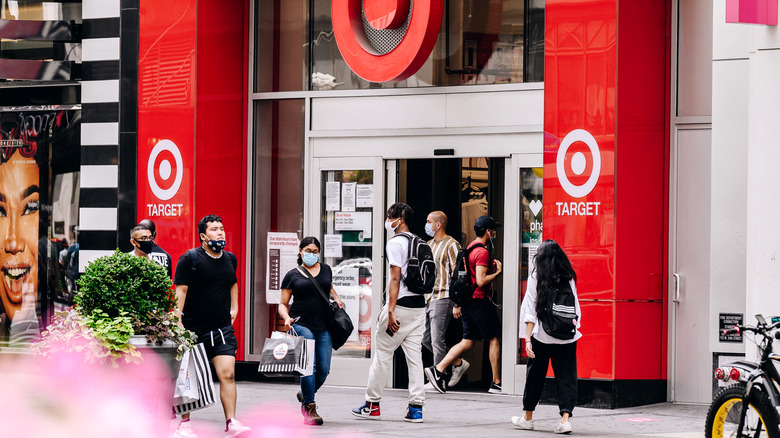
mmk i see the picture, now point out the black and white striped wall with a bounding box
[79,0,138,271]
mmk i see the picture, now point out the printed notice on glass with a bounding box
[334,211,372,238]
[332,267,361,343]
[326,182,340,211]
[324,234,343,258]
[266,232,300,304]
[356,184,373,208]
[342,182,357,212]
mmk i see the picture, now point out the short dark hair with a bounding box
[138,219,156,236]
[198,214,223,238]
[130,224,150,239]
[386,202,414,225]
[297,236,321,265]
[475,227,488,237]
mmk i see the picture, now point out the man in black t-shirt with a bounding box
[128,224,173,277]
[173,214,250,438]
[138,218,174,277]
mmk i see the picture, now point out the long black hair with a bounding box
[297,236,321,265]
[533,239,577,315]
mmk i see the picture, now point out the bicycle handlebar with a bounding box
[722,319,780,337]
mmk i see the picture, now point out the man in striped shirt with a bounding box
[422,211,470,388]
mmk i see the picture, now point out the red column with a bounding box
[543,0,669,388]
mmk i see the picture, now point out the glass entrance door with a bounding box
[310,157,385,385]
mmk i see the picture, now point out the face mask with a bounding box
[207,239,226,252]
[302,252,319,267]
[385,218,400,234]
[424,223,436,237]
[136,240,153,254]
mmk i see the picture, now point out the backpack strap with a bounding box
[296,265,331,305]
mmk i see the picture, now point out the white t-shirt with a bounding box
[519,272,582,344]
[386,234,413,300]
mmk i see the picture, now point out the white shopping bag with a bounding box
[173,343,216,414]
[174,349,199,404]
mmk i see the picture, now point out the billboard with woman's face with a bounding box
[0,108,80,348]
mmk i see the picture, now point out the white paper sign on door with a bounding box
[342,182,356,212]
[326,182,340,211]
[324,234,343,258]
[266,232,300,304]
[334,211,372,238]
[332,267,360,343]
[356,184,373,208]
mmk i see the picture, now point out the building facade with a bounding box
[1,0,776,408]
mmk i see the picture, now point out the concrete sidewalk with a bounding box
[184,381,707,437]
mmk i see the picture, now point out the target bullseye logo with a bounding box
[556,129,601,198]
[332,0,443,82]
[148,139,183,201]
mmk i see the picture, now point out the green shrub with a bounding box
[75,249,175,327]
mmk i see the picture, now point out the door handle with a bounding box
[673,273,681,303]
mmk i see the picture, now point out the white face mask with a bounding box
[424,222,436,237]
[385,218,400,234]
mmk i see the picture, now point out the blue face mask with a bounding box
[302,252,319,267]
[424,223,435,237]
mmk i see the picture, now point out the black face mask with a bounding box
[207,239,226,252]
[136,240,153,254]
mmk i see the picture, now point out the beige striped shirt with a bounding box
[426,235,461,303]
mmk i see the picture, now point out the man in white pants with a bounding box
[351,202,426,423]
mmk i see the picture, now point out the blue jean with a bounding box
[293,323,332,405]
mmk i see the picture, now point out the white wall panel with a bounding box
[746,50,780,336]
[79,250,115,273]
[80,165,119,188]
[81,38,120,61]
[81,122,119,145]
[710,59,748,354]
[312,95,447,131]
[712,0,750,60]
[82,0,120,19]
[81,80,120,103]
[445,90,544,128]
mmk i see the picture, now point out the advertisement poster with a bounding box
[324,234,343,258]
[326,182,340,211]
[265,232,300,304]
[341,182,356,212]
[356,184,373,207]
[334,211,372,238]
[0,108,80,348]
[332,267,360,343]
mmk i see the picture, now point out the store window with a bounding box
[249,100,305,353]
[517,167,542,364]
[0,107,81,349]
[254,1,309,92]
[311,0,545,89]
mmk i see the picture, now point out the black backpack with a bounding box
[538,280,578,340]
[394,233,435,294]
[449,243,485,306]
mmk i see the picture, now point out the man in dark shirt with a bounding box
[138,218,174,277]
[173,214,250,438]
[128,224,173,277]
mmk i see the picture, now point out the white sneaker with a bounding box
[224,418,251,438]
[554,421,572,434]
[173,420,198,438]
[448,359,470,387]
[511,416,534,430]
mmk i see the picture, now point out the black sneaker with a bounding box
[424,366,448,393]
[488,381,502,394]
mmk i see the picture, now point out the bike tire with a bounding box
[705,383,780,438]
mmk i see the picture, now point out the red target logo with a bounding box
[332,0,444,83]
[556,129,601,198]
[147,139,183,201]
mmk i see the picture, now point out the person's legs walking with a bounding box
[550,341,578,419]
[365,306,404,402]
[212,355,237,420]
[522,338,552,413]
[313,328,333,392]
[422,302,433,354]
[430,298,453,365]
[398,306,426,407]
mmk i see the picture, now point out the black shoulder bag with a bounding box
[296,266,354,350]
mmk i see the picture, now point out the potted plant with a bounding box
[33,250,194,372]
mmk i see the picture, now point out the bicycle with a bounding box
[705,314,780,437]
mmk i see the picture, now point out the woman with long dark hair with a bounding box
[512,239,581,434]
[279,236,344,426]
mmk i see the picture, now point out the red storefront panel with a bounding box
[139,0,249,359]
[545,0,669,382]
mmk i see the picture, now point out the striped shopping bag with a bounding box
[173,343,217,415]
[258,332,314,377]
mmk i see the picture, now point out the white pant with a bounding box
[365,304,426,406]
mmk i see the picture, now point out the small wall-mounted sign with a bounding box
[726,0,778,25]
[719,313,744,343]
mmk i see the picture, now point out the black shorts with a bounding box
[461,299,501,341]
[197,325,238,360]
